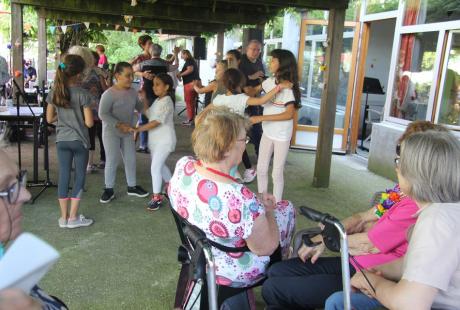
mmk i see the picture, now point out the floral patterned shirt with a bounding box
[169,156,269,287]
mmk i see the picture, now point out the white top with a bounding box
[402,202,460,310]
[146,96,176,152]
[261,77,296,142]
[212,93,249,116]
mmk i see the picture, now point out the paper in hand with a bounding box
[0,233,60,293]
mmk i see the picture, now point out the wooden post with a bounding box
[312,8,346,188]
[38,8,47,88]
[216,32,224,61]
[11,3,24,102]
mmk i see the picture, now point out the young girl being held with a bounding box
[211,68,292,183]
[250,49,302,202]
[46,54,94,229]
[133,73,177,211]
[193,60,228,105]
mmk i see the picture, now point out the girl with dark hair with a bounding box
[46,54,94,229]
[250,49,301,202]
[225,49,242,69]
[177,49,199,126]
[98,62,149,204]
[132,73,176,211]
[211,68,292,183]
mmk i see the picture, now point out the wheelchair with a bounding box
[170,207,269,310]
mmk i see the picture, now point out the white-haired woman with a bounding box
[351,130,460,310]
[67,46,108,172]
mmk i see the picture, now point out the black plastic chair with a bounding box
[170,207,264,310]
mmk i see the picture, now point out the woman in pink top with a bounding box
[262,121,445,310]
[96,45,108,69]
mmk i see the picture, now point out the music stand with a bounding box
[359,77,385,150]
[28,80,56,204]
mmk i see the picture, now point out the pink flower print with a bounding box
[227,194,242,210]
[234,226,244,238]
[243,268,261,281]
[277,200,290,210]
[241,186,254,200]
[209,220,229,238]
[216,276,233,286]
[197,179,218,203]
[176,193,189,209]
[184,160,196,176]
[228,251,244,259]
[228,209,242,224]
[177,207,189,219]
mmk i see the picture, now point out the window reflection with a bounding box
[391,32,438,121]
[438,33,460,126]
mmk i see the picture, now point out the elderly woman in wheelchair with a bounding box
[168,106,295,309]
[261,122,445,310]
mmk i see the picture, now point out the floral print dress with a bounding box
[169,156,295,288]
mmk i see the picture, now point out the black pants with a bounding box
[242,150,252,169]
[262,257,356,310]
[246,105,262,157]
[88,120,105,162]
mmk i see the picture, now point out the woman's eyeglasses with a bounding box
[0,171,27,205]
[237,136,251,144]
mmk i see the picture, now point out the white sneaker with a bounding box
[243,168,257,183]
[67,214,94,229]
[58,218,67,228]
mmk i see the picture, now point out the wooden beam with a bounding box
[214,0,349,10]
[44,10,230,34]
[12,0,271,25]
[86,24,202,37]
[312,8,346,188]
[216,32,224,61]
[37,8,47,87]
[11,3,24,102]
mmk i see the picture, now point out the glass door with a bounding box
[293,20,359,151]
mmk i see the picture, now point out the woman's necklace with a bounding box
[196,160,237,183]
[375,184,405,217]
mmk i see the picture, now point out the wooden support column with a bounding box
[312,8,346,188]
[216,32,224,61]
[11,3,24,102]
[38,8,47,87]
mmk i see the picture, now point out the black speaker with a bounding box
[193,37,207,60]
[242,28,264,50]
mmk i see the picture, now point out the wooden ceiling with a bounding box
[12,0,349,35]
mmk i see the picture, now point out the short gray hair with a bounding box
[150,43,162,57]
[399,130,460,203]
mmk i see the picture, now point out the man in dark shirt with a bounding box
[24,60,37,88]
[239,40,265,157]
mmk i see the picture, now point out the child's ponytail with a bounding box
[51,54,86,108]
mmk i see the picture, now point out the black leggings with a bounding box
[56,141,88,199]
[262,257,356,310]
[88,120,105,162]
[242,150,252,169]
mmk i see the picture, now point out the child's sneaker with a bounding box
[86,164,97,174]
[67,215,93,229]
[58,218,67,228]
[243,168,257,183]
[100,188,115,203]
[147,195,162,211]
[127,185,149,198]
